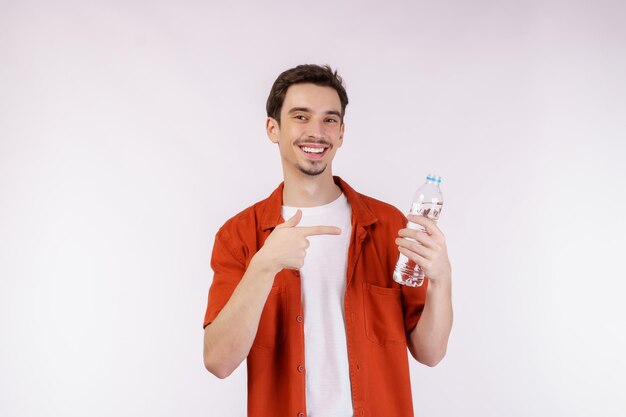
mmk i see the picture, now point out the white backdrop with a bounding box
[1,1,625,416]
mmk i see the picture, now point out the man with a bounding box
[203,64,453,417]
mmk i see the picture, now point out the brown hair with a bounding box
[266,64,349,124]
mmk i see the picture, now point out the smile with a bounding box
[301,146,325,154]
[298,144,329,159]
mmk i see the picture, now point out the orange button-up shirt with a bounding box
[204,177,427,417]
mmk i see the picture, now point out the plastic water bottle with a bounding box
[393,174,444,287]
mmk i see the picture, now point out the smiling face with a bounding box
[266,83,344,178]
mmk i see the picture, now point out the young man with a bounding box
[203,65,453,417]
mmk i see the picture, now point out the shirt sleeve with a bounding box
[401,282,428,334]
[203,228,246,328]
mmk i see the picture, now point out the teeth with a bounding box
[302,146,325,154]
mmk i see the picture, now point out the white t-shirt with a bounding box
[282,193,353,417]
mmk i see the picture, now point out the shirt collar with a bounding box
[261,176,378,231]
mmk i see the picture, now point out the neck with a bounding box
[282,169,342,208]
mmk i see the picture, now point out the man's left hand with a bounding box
[396,214,452,285]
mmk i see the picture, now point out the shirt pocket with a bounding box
[252,284,287,349]
[363,282,405,345]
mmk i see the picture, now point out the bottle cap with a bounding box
[426,174,442,183]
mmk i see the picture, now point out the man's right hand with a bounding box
[204,209,342,378]
[255,209,342,274]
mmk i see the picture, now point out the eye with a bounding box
[325,118,339,123]
[294,114,307,121]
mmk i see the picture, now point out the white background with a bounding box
[1,0,625,416]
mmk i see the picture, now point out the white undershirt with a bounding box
[282,193,353,417]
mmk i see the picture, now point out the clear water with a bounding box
[393,201,443,287]
[393,253,424,287]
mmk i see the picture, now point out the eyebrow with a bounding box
[287,107,342,118]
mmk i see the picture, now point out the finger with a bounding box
[396,237,434,259]
[398,246,428,268]
[277,209,302,229]
[398,228,438,248]
[407,214,443,237]
[299,225,342,236]
[286,255,306,270]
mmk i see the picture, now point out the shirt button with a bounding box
[298,413,305,417]
[294,270,300,277]
[296,315,303,323]
[297,364,305,373]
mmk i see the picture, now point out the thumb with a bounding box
[277,209,302,229]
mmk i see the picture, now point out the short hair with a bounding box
[266,64,349,124]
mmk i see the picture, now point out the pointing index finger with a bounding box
[298,225,342,236]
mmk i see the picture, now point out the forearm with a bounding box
[409,278,453,367]
[203,256,277,378]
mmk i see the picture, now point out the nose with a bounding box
[305,120,326,140]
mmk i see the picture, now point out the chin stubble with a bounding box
[292,140,332,176]
[297,163,327,176]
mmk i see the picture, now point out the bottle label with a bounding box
[410,201,442,221]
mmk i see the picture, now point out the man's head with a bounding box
[266,65,348,178]
[266,64,349,125]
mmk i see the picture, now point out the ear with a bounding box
[337,122,345,148]
[266,117,280,144]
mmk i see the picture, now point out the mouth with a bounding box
[297,143,330,160]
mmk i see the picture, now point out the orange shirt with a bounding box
[204,177,428,417]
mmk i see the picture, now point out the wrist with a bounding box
[249,252,281,279]
[427,275,452,292]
